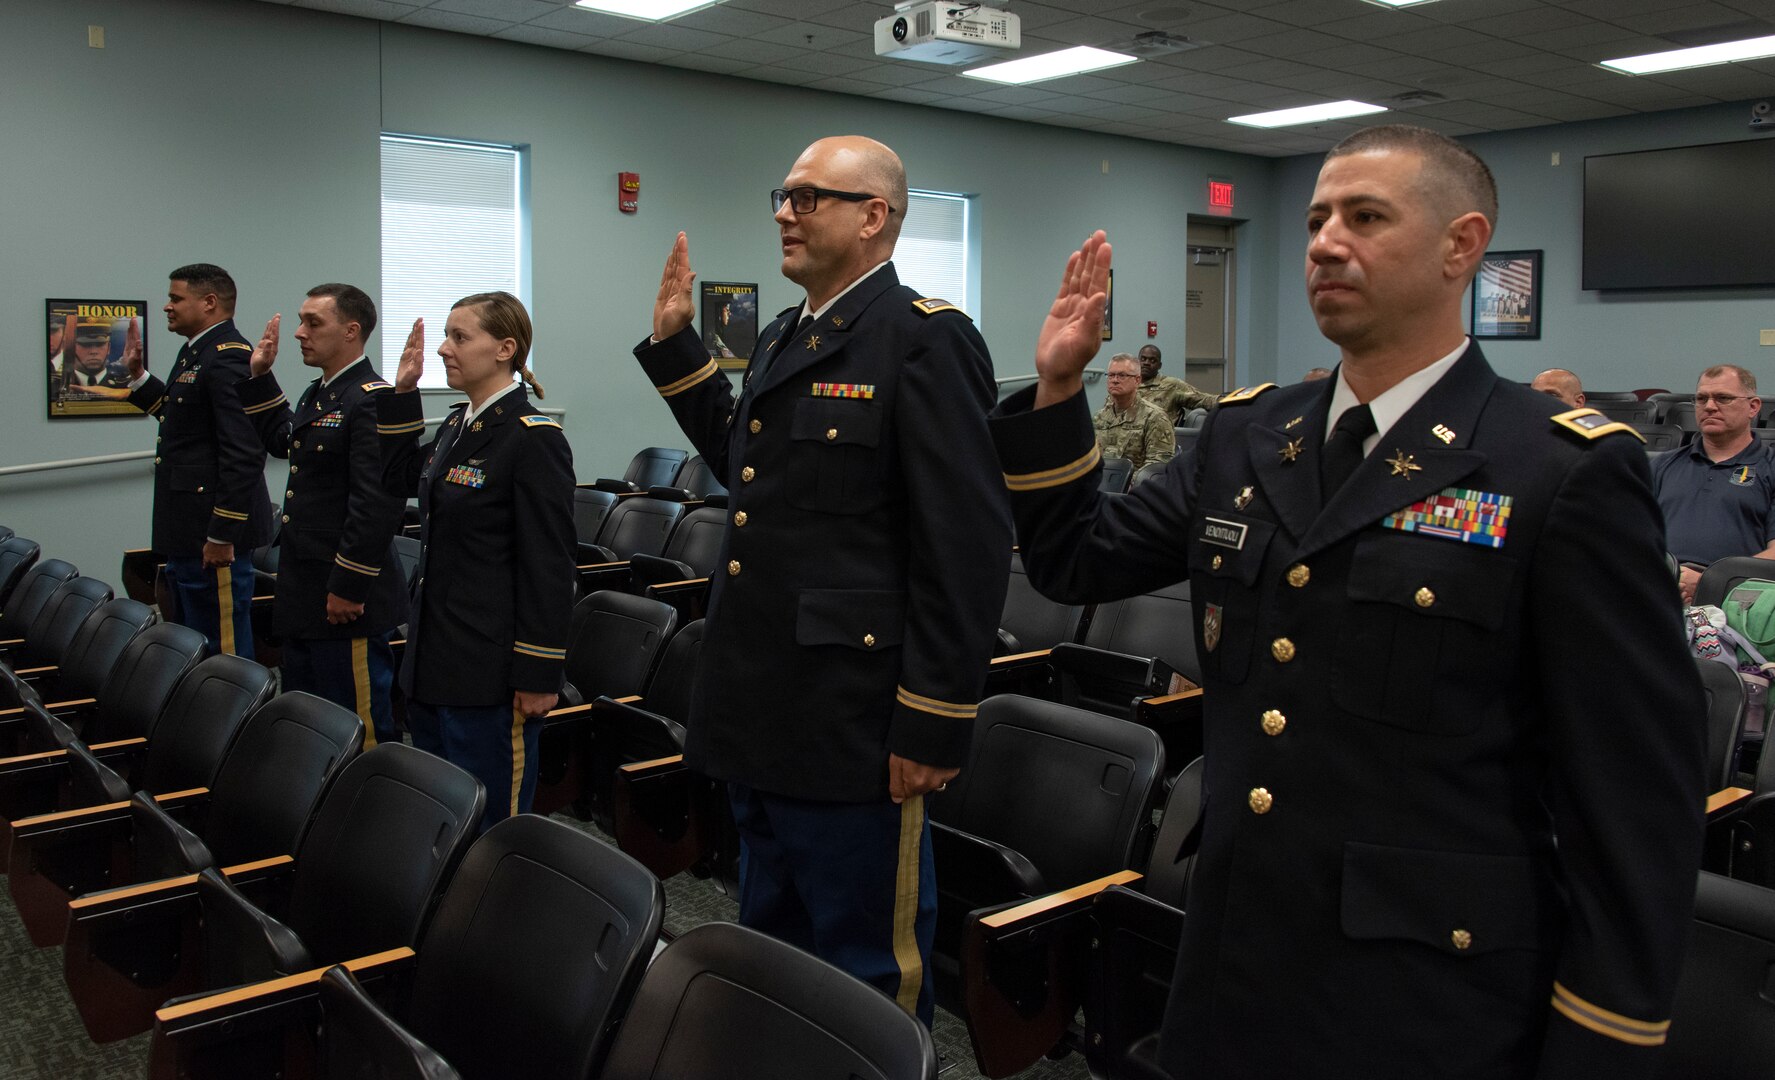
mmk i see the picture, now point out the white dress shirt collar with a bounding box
[1325,338,1469,456]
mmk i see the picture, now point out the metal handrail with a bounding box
[0,408,569,478]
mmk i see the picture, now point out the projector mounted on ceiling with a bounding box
[874,3,1020,65]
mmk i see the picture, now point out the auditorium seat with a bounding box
[577,496,689,594]
[533,590,678,823]
[149,814,665,1080]
[573,486,622,563]
[0,558,80,652]
[1662,400,1699,433]
[8,690,362,947]
[1659,872,1775,1078]
[675,454,726,498]
[0,598,153,723]
[0,654,271,864]
[0,536,42,609]
[62,742,483,1043]
[1590,399,1659,425]
[961,758,1204,1079]
[1130,460,1165,488]
[1,621,206,752]
[1583,391,1640,403]
[1634,423,1686,451]
[118,547,160,606]
[588,447,689,495]
[629,503,725,599]
[995,553,1083,657]
[596,921,937,1080]
[0,576,113,687]
[1695,556,1775,608]
[1174,429,1200,458]
[926,695,1165,1013]
[1699,658,1750,792]
[1179,407,1208,429]
[1100,456,1132,494]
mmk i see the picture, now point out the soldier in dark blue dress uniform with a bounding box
[633,136,1011,1026]
[238,284,409,745]
[378,292,575,832]
[993,128,1706,1079]
[121,264,274,658]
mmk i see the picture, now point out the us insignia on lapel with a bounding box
[1380,487,1512,549]
[812,383,874,399]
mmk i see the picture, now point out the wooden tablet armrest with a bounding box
[13,665,57,676]
[990,649,1052,667]
[543,702,595,720]
[48,697,99,711]
[976,870,1144,939]
[574,561,628,572]
[13,787,208,831]
[69,854,295,913]
[1707,786,1753,820]
[648,578,709,592]
[0,639,23,647]
[154,947,416,1024]
[620,754,684,779]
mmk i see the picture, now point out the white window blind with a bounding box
[380,135,522,388]
[895,190,975,319]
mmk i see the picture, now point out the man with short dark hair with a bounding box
[635,135,1010,1027]
[1136,343,1217,423]
[1531,367,1586,409]
[994,125,1703,1077]
[1651,363,1775,603]
[238,284,409,743]
[122,264,273,658]
[1094,352,1174,471]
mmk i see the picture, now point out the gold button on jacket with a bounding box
[1287,563,1310,587]
[741,466,756,482]
[733,511,748,526]
[749,419,762,434]
[727,560,741,576]
[1415,587,1436,608]
[1271,637,1295,662]
[1248,787,1273,814]
[1261,709,1286,736]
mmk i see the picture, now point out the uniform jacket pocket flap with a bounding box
[170,467,216,493]
[1349,534,1514,630]
[1341,841,1555,956]
[1187,514,1276,588]
[795,588,906,650]
[790,397,883,447]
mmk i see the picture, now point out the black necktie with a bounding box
[751,312,812,386]
[1321,403,1377,497]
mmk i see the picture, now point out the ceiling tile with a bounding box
[524,7,634,35]
[750,20,867,49]
[1032,14,1155,47]
[869,86,949,105]
[1080,82,1180,104]
[659,53,755,75]
[1614,4,1769,36]
[579,38,682,62]
[848,62,961,86]
[297,0,426,17]
[670,4,780,37]
[1163,12,1295,44]
[1243,1,1366,29]
[396,8,510,33]
[727,0,854,16]
[426,0,556,20]
[698,37,804,64]
[492,23,600,48]
[1460,6,1591,37]
[732,63,825,85]
[617,24,734,51]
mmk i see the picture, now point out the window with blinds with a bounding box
[380,135,524,388]
[895,190,977,321]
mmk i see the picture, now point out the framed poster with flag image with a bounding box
[1471,250,1541,340]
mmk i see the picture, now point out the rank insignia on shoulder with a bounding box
[214,341,251,352]
[912,298,967,317]
[812,382,874,399]
[1220,383,1278,405]
[1551,408,1645,443]
[520,415,561,429]
[361,381,391,392]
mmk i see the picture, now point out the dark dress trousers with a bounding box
[376,386,574,706]
[127,319,274,556]
[632,263,1012,803]
[238,357,409,639]
[991,344,1707,1080]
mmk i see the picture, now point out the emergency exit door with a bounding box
[1185,219,1237,393]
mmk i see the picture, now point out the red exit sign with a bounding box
[1208,179,1235,209]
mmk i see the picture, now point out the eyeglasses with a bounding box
[770,186,895,215]
[1106,372,1139,380]
[1695,393,1749,406]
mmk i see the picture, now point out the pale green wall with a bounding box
[1266,101,1775,387]
[1,0,1280,577]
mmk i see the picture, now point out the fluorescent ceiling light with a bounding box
[1359,0,1443,8]
[572,0,723,21]
[962,46,1139,85]
[1600,34,1775,75]
[1228,100,1388,128]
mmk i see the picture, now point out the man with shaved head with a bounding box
[1531,367,1586,409]
[993,125,1702,1076]
[634,135,1010,1024]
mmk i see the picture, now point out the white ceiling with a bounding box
[252,0,1775,156]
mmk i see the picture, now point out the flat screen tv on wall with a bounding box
[1583,138,1775,290]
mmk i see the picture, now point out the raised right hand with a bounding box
[250,314,281,377]
[394,318,425,392]
[121,316,145,379]
[653,231,696,342]
[1033,230,1112,409]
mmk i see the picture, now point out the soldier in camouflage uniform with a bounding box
[1138,342,1218,423]
[1094,353,1175,472]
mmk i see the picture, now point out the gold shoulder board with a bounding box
[214,341,251,352]
[361,381,392,393]
[1552,408,1645,443]
[520,415,561,429]
[1219,383,1279,405]
[912,298,967,318]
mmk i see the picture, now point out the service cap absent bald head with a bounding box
[797,135,908,248]
[1325,124,1499,230]
[1530,368,1585,408]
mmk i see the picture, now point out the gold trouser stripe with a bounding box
[1550,982,1669,1046]
[657,359,718,398]
[891,794,925,1016]
[1004,444,1102,492]
[509,707,526,819]
[215,565,236,656]
[351,638,376,749]
[895,686,978,720]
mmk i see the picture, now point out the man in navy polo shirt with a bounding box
[1650,363,1775,603]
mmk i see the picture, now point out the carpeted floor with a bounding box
[0,810,1089,1080]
